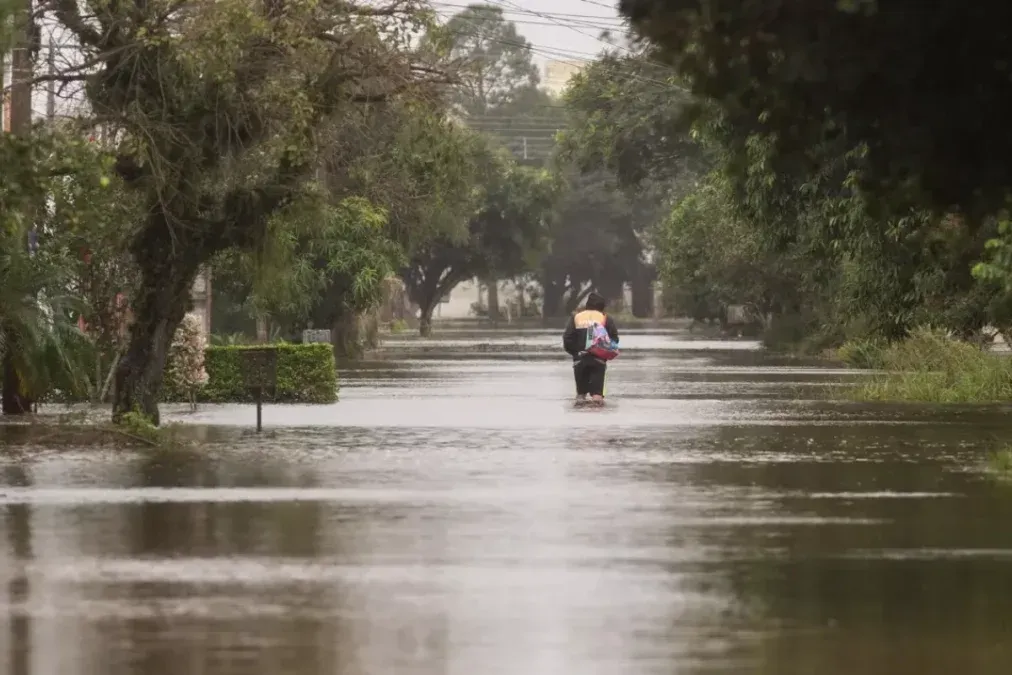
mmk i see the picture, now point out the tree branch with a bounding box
[53,0,104,47]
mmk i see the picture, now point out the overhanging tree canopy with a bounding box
[48,0,449,423]
[618,0,1012,224]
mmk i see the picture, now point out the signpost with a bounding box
[240,348,277,432]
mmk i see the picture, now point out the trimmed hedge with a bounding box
[165,343,338,404]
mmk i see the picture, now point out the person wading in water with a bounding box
[562,292,620,404]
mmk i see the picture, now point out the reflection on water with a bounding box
[2,327,1012,674]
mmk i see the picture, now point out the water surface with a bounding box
[2,327,1011,674]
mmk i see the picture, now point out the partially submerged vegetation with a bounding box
[841,328,1012,403]
[0,409,192,449]
[986,448,1012,484]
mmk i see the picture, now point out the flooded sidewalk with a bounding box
[2,328,1012,674]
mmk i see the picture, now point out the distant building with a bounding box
[542,60,584,96]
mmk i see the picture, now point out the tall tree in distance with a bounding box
[435,3,541,117]
[403,145,558,337]
[427,3,544,320]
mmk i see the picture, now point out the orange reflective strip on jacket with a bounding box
[573,309,606,329]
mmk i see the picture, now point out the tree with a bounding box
[559,51,704,195]
[617,0,1012,227]
[164,313,209,410]
[539,170,646,318]
[51,0,448,424]
[552,51,706,317]
[426,2,544,319]
[210,102,481,355]
[432,3,541,117]
[403,149,558,336]
[56,140,141,403]
[1,126,115,413]
[605,3,1012,346]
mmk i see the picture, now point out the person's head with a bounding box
[585,292,606,312]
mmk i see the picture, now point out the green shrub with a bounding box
[836,336,888,369]
[165,343,337,403]
[851,326,1012,402]
[987,448,1012,482]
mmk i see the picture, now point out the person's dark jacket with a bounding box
[563,309,619,362]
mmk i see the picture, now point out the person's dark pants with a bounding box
[573,357,607,397]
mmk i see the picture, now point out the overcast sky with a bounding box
[431,0,626,69]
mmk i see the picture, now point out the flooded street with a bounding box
[3,328,1012,674]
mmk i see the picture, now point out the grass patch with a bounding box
[387,318,410,334]
[849,327,1012,402]
[986,448,1012,483]
[0,412,193,450]
[834,336,888,369]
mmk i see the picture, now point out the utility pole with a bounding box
[46,36,54,122]
[9,0,31,137]
[2,0,36,415]
[1,49,6,131]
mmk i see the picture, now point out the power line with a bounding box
[433,13,623,30]
[436,2,687,92]
[429,2,624,23]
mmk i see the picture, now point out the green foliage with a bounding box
[402,146,559,329]
[835,337,888,370]
[987,448,1012,484]
[44,0,445,421]
[117,411,161,444]
[1,128,126,410]
[427,3,541,115]
[551,50,702,318]
[215,195,400,328]
[647,116,1012,348]
[851,328,1012,403]
[213,103,482,353]
[559,51,704,193]
[653,174,771,322]
[539,170,648,316]
[618,0,1012,223]
[611,1,1012,345]
[174,344,338,404]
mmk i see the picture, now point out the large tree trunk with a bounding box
[3,5,34,417]
[331,309,379,359]
[331,313,359,359]
[599,277,625,313]
[418,304,434,337]
[485,276,499,325]
[2,348,33,415]
[541,271,565,319]
[112,257,198,425]
[631,275,654,319]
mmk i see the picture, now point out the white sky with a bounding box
[430,0,626,69]
[8,1,627,119]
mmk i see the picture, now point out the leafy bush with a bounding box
[164,343,337,403]
[852,326,1012,402]
[164,313,209,404]
[388,318,410,334]
[836,337,888,369]
[987,448,1012,483]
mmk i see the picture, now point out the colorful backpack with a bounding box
[585,319,619,361]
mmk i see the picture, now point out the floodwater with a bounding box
[3,327,1012,674]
